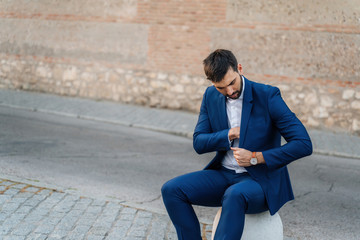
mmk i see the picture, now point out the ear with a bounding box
[238,64,244,75]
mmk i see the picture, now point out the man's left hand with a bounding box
[231,147,252,167]
[231,147,266,166]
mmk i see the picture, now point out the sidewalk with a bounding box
[1,89,360,159]
[0,175,194,240]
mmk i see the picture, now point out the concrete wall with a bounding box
[0,0,359,135]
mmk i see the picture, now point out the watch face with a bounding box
[250,158,257,165]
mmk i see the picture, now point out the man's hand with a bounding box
[228,127,240,141]
[231,147,252,167]
[231,147,266,166]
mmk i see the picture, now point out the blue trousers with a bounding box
[161,167,268,240]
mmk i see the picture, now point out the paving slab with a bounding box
[0,177,194,239]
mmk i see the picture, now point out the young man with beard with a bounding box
[162,49,312,239]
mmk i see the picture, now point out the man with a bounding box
[161,49,312,239]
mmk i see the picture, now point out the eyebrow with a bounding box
[217,78,236,89]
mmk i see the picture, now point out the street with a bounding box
[0,106,208,210]
[0,105,359,239]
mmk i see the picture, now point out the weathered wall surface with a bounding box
[0,0,359,134]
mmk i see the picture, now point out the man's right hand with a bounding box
[228,127,240,141]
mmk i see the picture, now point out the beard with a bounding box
[227,91,241,99]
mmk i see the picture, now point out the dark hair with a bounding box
[203,49,238,82]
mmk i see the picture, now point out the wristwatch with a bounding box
[250,152,258,165]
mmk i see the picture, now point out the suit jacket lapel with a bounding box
[239,78,253,147]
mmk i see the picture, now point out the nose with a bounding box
[226,87,233,96]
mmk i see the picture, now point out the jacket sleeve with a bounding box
[262,87,313,170]
[193,89,231,154]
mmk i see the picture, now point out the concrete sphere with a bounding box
[211,208,283,240]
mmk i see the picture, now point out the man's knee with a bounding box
[223,187,247,204]
[161,179,180,199]
[161,180,172,198]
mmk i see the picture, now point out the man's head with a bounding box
[203,49,243,99]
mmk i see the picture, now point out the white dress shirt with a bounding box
[222,76,247,173]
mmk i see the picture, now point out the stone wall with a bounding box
[0,0,359,135]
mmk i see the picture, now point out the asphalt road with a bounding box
[0,106,210,209]
[0,106,359,239]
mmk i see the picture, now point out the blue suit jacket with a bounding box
[193,77,312,215]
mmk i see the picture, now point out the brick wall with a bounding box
[0,0,359,134]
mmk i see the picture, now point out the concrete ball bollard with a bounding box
[211,208,283,240]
